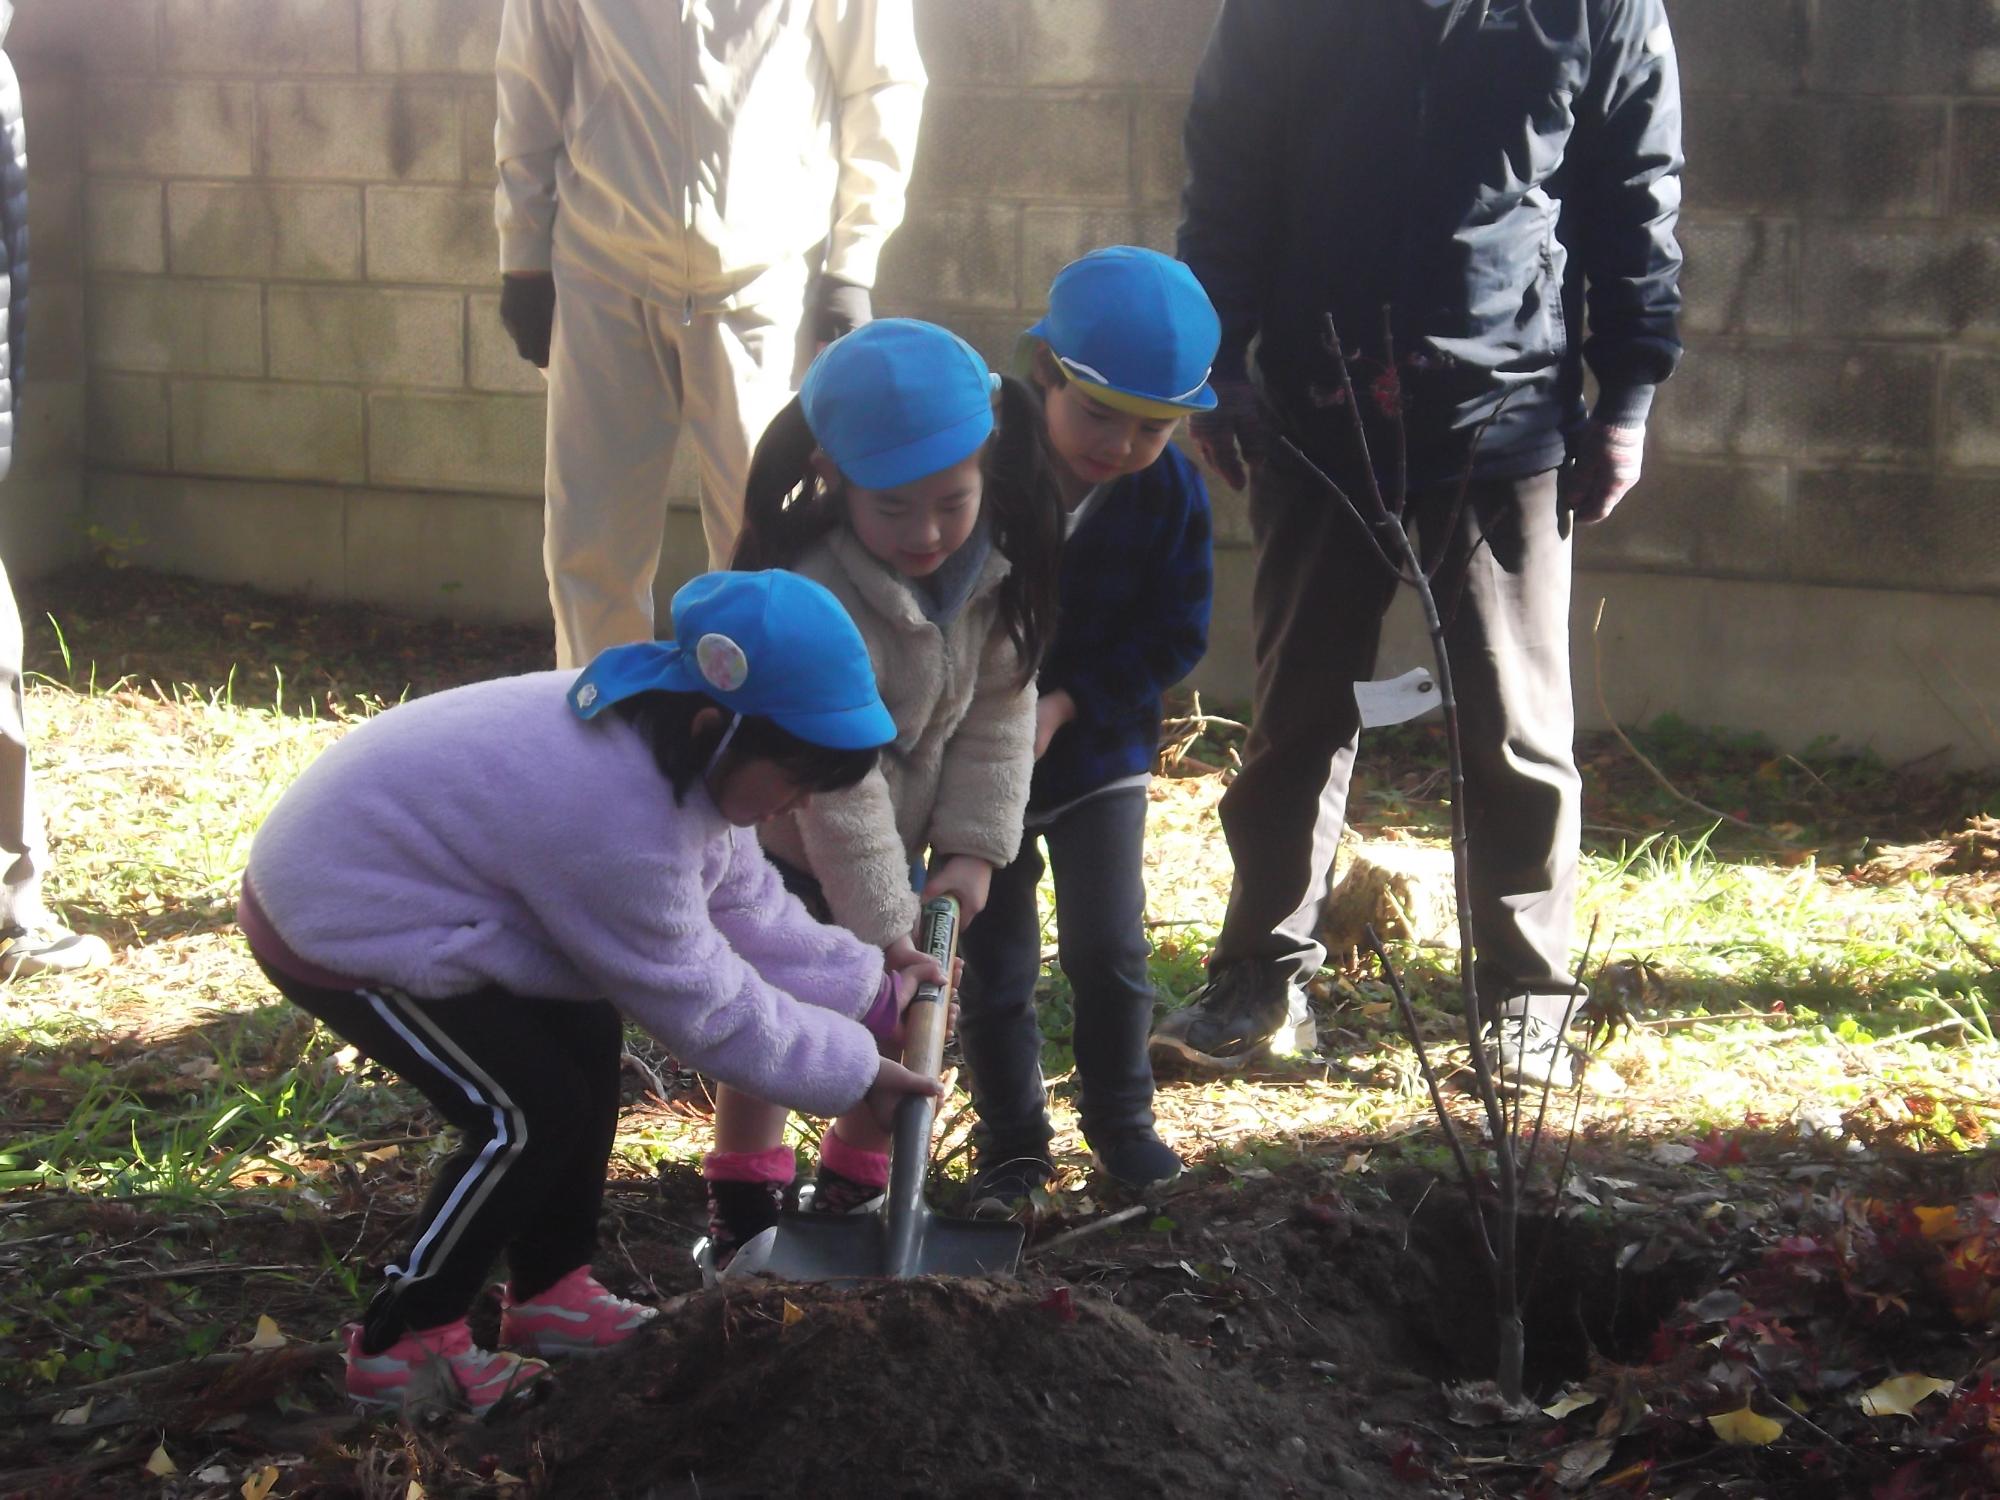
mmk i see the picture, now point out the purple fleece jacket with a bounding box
[244,672,887,1120]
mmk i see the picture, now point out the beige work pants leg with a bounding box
[542,261,805,669]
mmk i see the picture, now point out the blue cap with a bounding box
[799,319,999,490]
[1028,246,1221,415]
[568,571,896,751]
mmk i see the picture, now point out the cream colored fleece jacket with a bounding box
[759,527,1037,947]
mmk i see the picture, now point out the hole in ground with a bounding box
[1396,1202,1712,1393]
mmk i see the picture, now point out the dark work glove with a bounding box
[1188,376,1274,491]
[811,275,873,347]
[499,273,557,369]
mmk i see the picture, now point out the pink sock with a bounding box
[701,1146,797,1185]
[818,1129,889,1190]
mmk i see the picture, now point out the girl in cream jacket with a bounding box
[695,319,1065,1274]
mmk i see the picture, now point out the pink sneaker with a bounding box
[343,1320,549,1417]
[500,1267,658,1356]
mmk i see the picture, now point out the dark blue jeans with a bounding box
[958,785,1159,1156]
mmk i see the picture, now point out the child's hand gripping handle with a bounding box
[900,895,959,1086]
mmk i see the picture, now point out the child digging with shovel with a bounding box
[697,317,1064,1278]
[238,570,944,1416]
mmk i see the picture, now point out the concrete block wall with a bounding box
[8,0,2000,760]
[1617,0,2000,602]
[10,0,547,618]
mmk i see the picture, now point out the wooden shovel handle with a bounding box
[901,895,959,1084]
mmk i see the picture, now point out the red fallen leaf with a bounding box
[1038,1285,1077,1324]
[1389,1440,1431,1484]
[1692,1129,1747,1166]
[1943,1370,2000,1435]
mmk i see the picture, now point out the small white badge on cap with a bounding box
[696,633,750,692]
[576,683,599,708]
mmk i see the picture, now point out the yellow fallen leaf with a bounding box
[493,1472,527,1498]
[1542,1389,1598,1419]
[241,1464,279,1500]
[1859,1374,1956,1418]
[406,1483,426,1500]
[781,1298,805,1327]
[1706,1403,1785,1445]
[53,1398,94,1426]
[1913,1206,1961,1241]
[145,1443,178,1476]
[241,1315,286,1351]
[362,1144,402,1164]
[1339,1151,1371,1175]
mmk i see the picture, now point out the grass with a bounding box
[1,564,1998,1399]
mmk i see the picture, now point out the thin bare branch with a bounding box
[1366,925,1497,1271]
[1275,437,1415,585]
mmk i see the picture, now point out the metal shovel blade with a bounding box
[759,1200,1024,1284]
[759,1082,1024,1282]
[754,896,1024,1283]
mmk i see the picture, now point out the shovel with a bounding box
[759,895,1026,1283]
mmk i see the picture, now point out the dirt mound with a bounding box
[485,1277,1367,1499]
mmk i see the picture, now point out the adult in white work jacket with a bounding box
[496,0,927,668]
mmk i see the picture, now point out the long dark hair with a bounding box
[611,690,878,804]
[732,379,1063,685]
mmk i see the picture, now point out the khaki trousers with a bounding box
[543,257,806,668]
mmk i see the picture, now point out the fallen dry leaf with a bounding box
[1706,1403,1785,1445]
[1913,1206,1962,1240]
[52,1398,93,1427]
[781,1298,805,1327]
[241,1465,279,1500]
[1858,1374,1956,1418]
[1542,1389,1598,1420]
[1554,1436,1616,1490]
[241,1314,286,1351]
[145,1443,178,1476]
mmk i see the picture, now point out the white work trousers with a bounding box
[543,258,805,669]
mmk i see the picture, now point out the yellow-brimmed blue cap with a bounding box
[1027,246,1222,417]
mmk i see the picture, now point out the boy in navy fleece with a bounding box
[956,247,1217,1210]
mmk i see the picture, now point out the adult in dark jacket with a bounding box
[1151,0,1682,1084]
[0,4,110,978]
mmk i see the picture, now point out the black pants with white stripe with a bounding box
[258,961,624,1351]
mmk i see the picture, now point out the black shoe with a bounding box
[1087,1128,1183,1195]
[693,1179,785,1285]
[965,1150,1053,1221]
[1148,961,1317,1072]
[799,1164,883,1216]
